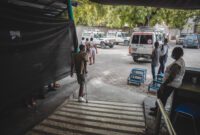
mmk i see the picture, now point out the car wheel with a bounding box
[133,56,138,62]
[100,42,106,49]
[109,45,114,48]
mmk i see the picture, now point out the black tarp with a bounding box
[90,0,200,9]
[0,2,77,112]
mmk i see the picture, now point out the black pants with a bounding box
[156,86,174,108]
[151,64,156,80]
[158,56,167,74]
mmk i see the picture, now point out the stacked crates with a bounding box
[148,73,164,92]
[128,68,147,86]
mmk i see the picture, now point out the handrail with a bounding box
[155,99,176,135]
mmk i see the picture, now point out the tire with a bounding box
[109,45,114,48]
[133,56,138,62]
[100,42,106,49]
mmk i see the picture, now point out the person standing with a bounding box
[85,38,89,46]
[71,45,88,102]
[149,47,185,116]
[151,42,160,81]
[86,43,92,65]
[90,38,97,65]
[158,38,169,74]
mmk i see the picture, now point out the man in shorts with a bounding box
[71,45,88,102]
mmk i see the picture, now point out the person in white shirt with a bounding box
[89,38,97,65]
[149,47,185,116]
[158,38,169,74]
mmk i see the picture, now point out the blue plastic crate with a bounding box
[128,68,147,85]
[148,74,164,92]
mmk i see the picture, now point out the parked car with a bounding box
[81,30,115,48]
[176,33,187,45]
[129,27,165,62]
[106,31,130,45]
[183,34,200,49]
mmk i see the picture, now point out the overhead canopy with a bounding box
[90,0,200,10]
[1,0,69,17]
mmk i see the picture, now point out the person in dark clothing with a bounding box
[149,47,185,116]
[151,42,160,81]
[71,45,88,102]
[158,38,169,74]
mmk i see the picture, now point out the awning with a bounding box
[90,0,200,10]
[1,0,68,17]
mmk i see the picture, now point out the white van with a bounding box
[129,27,165,61]
[81,30,115,48]
[107,31,130,45]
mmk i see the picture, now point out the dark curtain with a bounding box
[0,3,78,112]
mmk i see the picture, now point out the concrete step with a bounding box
[63,104,143,116]
[26,100,146,135]
[59,107,144,121]
[70,99,142,108]
[67,100,143,112]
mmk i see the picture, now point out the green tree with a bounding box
[73,1,200,30]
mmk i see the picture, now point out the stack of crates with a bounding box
[148,73,164,92]
[127,68,147,86]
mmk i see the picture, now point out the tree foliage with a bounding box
[73,1,200,29]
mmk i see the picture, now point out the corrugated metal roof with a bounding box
[90,0,200,9]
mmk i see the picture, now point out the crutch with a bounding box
[84,73,88,103]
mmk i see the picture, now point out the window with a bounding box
[132,35,139,44]
[94,34,99,38]
[140,35,153,44]
[118,34,122,37]
[132,35,153,44]
[83,33,91,37]
[122,33,128,37]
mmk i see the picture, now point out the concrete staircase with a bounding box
[26,100,146,135]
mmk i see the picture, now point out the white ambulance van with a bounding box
[129,27,165,62]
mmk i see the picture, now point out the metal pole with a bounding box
[67,0,74,21]
[67,0,79,52]
[155,99,177,135]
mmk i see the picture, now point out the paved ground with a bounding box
[1,43,199,135]
[77,43,200,103]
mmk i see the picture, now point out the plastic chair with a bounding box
[174,104,200,135]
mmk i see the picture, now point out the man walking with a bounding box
[158,38,169,74]
[71,45,88,102]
